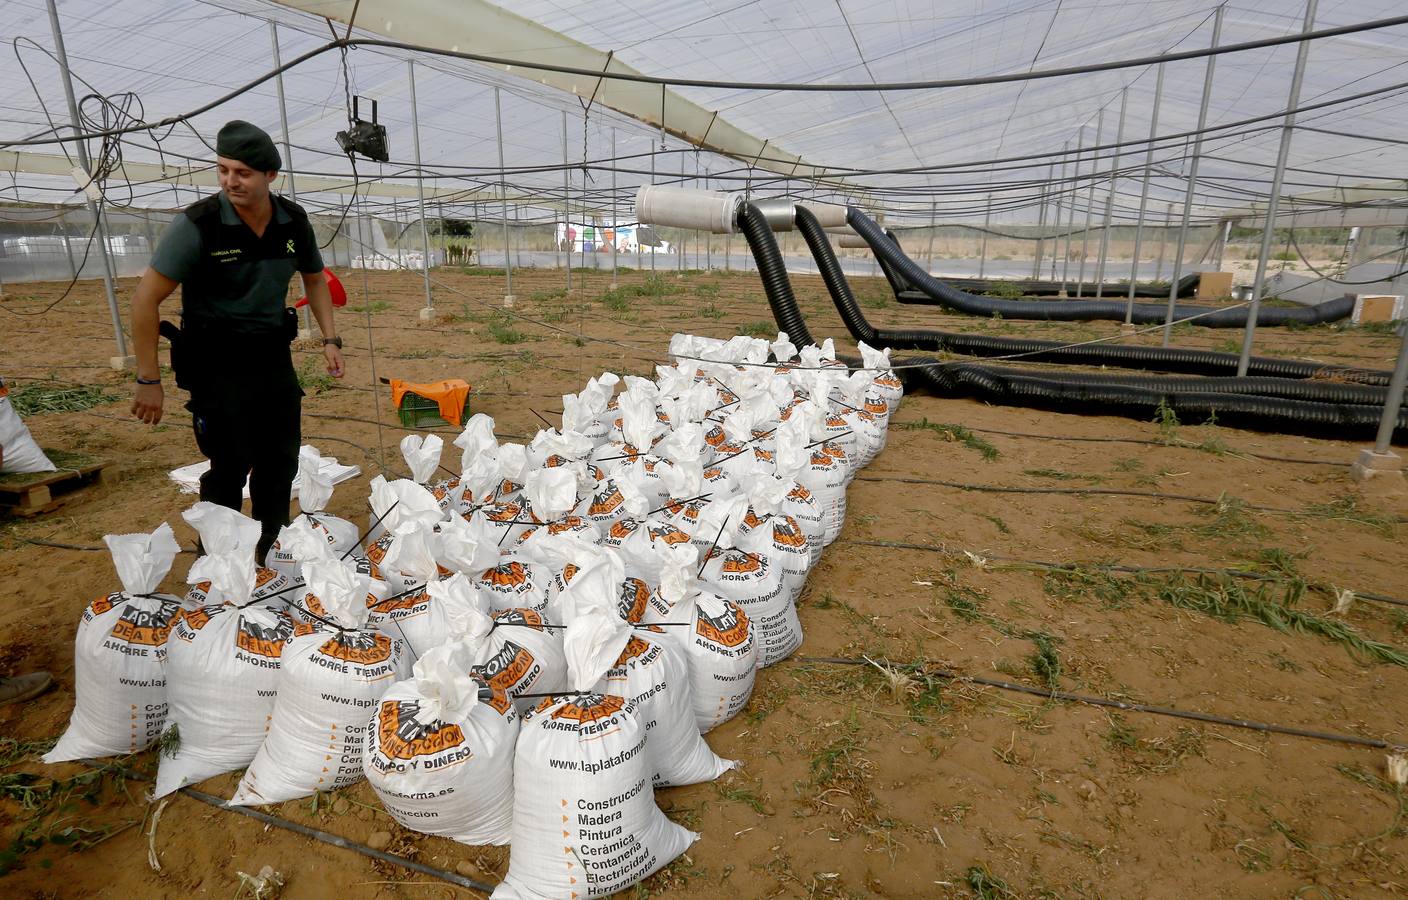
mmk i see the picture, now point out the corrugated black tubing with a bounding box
[791,206,1390,386]
[739,201,815,347]
[849,207,1355,327]
[876,232,1204,299]
[901,360,1408,442]
[765,208,1407,440]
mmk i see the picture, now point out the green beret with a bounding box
[216,120,281,172]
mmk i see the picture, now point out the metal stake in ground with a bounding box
[1351,313,1408,481]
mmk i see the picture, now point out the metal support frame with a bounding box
[925,201,936,275]
[271,22,312,332]
[47,0,127,364]
[1051,142,1067,282]
[1094,88,1127,300]
[1126,62,1164,323]
[1076,108,1104,298]
[1162,4,1223,346]
[1033,164,1052,278]
[407,61,433,315]
[610,127,618,285]
[494,87,513,304]
[1061,132,1083,293]
[978,195,992,279]
[562,111,572,292]
[1236,0,1317,375]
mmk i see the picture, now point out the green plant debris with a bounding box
[739,320,774,337]
[348,299,391,313]
[7,383,116,416]
[1153,398,1180,443]
[601,276,684,312]
[296,357,336,393]
[983,514,1011,534]
[715,783,767,815]
[898,417,999,460]
[1302,495,1398,537]
[486,312,528,344]
[1023,467,1104,484]
[1102,714,1206,774]
[1026,632,1061,689]
[982,281,1024,300]
[966,865,1015,899]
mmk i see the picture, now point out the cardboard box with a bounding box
[1195,271,1234,300]
[1351,294,1405,324]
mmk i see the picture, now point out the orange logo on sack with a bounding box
[181,605,217,631]
[720,551,763,575]
[788,484,812,502]
[546,516,586,535]
[647,523,691,546]
[236,615,294,659]
[864,397,888,415]
[293,621,317,637]
[366,535,391,565]
[318,632,393,664]
[473,641,536,693]
[548,694,625,723]
[493,608,545,629]
[704,427,727,448]
[589,488,624,517]
[354,556,383,581]
[773,516,809,548]
[608,520,637,541]
[376,701,466,760]
[696,602,751,648]
[613,635,653,666]
[109,599,182,647]
[753,449,775,463]
[378,587,430,613]
[487,502,522,523]
[743,509,765,530]
[254,568,281,590]
[559,563,580,588]
[618,578,650,624]
[810,451,835,467]
[482,561,529,589]
[88,593,119,617]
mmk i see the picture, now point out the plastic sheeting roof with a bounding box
[0,0,1405,228]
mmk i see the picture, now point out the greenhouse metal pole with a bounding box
[680,153,687,273]
[1163,4,1223,346]
[1156,201,1172,281]
[1075,108,1104,298]
[705,168,712,271]
[1126,62,1165,324]
[47,0,127,365]
[562,111,572,292]
[271,23,311,332]
[978,196,991,278]
[1032,165,1052,278]
[610,128,618,286]
[650,147,657,274]
[59,208,77,280]
[1237,0,1316,376]
[1369,315,1408,459]
[1214,220,1231,270]
[494,87,513,305]
[1094,88,1127,300]
[925,202,936,274]
[1051,142,1067,282]
[1061,131,1083,294]
[407,62,433,317]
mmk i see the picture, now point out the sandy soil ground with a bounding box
[1,263,1406,899]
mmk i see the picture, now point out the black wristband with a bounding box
[136,376,161,385]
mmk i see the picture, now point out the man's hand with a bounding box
[324,343,345,378]
[132,382,164,425]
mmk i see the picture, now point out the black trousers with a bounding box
[183,335,303,553]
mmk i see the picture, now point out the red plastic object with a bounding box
[296,269,347,308]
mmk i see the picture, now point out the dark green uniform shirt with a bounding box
[151,191,323,334]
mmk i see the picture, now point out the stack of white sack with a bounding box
[157,503,300,797]
[42,325,900,899]
[45,524,184,762]
[230,553,409,805]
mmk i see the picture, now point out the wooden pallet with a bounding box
[0,450,107,517]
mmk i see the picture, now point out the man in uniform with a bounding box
[131,120,344,561]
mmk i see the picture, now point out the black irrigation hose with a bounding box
[935,362,1404,407]
[793,206,1388,384]
[945,424,1352,466]
[902,360,1408,442]
[77,760,493,894]
[739,202,815,348]
[792,658,1403,751]
[896,274,1201,299]
[773,207,1407,440]
[850,209,1357,327]
[839,539,1408,609]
